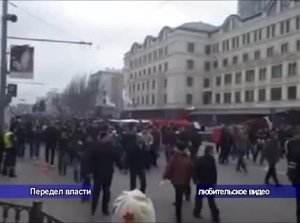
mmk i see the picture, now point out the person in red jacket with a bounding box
[163,141,193,223]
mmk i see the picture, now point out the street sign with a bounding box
[9,45,34,79]
[7,83,17,97]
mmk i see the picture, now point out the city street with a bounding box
[0,143,296,223]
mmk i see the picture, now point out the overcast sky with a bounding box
[5,0,237,104]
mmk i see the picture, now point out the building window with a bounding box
[267,47,274,57]
[243,53,249,62]
[224,73,232,85]
[245,90,254,102]
[254,30,258,42]
[223,58,228,67]
[215,93,221,104]
[138,71,142,77]
[142,82,145,91]
[187,60,194,70]
[186,94,193,105]
[143,55,147,64]
[148,68,151,75]
[232,56,238,65]
[216,76,221,86]
[187,42,195,53]
[258,89,266,102]
[204,61,210,71]
[259,67,267,81]
[146,81,150,90]
[132,84,135,92]
[297,40,300,51]
[271,87,282,101]
[164,62,168,71]
[163,94,167,104]
[235,92,241,103]
[266,26,271,39]
[288,86,297,100]
[164,46,168,56]
[286,20,290,33]
[152,80,156,89]
[281,43,289,54]
[203,92,212,105]
[245,69,255,82]
[153,51,158,60]
[280,21,284,34]
[137,83,140,91]
[136,97,140,105]
[187,77,193,87]
[224,93,231,104]
[258,29,262,40]
[235,72,242,84]
[254,50,261,60]
[271,24,276,37]
[148,53,152,62]
[288,62,297,76]
[141,96,145,105]
[205,45,211,55]
[296,16,300,30]
[130,73,133,79]
[164,78,167,88]
[204,78,210,88]
[158,48,163,58]
[143,69,146,75]
[158,64,162,72]
[151,94,155,105]
[213,61,218,68]
[146,95,149,105]
[271,64,282,78]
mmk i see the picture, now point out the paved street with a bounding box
[0,143,297,223]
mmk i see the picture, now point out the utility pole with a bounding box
[0,0,8,129]
[0,0,17,129]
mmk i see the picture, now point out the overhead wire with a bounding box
[8,1,87,43]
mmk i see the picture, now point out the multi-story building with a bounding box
[124,0,300,122]
[89,69,124,118]
[123,22,217,118]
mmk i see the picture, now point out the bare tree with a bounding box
[61,75,98,116]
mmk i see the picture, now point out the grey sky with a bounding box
[6,0,237,104]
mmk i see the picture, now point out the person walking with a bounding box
[44,123,59,167]
[57,126,69,176]
[233,126,248,173]
[127,133,148,193]
[91,130,121,216]
[193,145,220,223]
[263,130,281,185]
[2,131,18,177]
[163,141,192,223]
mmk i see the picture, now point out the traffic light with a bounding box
[7,84,17,97]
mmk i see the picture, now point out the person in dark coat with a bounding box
[57,126,69,176]
[263,130,281,185]
[15,124,26,158]
[91,131,121,216]
[190,128,202,162]
[163,141,192,223]
[219,128,232,164]
[127,133,148,193]
[44,123,59,167]
[193,146,220,223]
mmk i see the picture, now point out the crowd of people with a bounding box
[0,116,300,223]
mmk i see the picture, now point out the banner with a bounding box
[0,184,92,199]
[196,184,300,198]
[9,45,34,79]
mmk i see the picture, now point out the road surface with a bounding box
[0,143,296,223]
